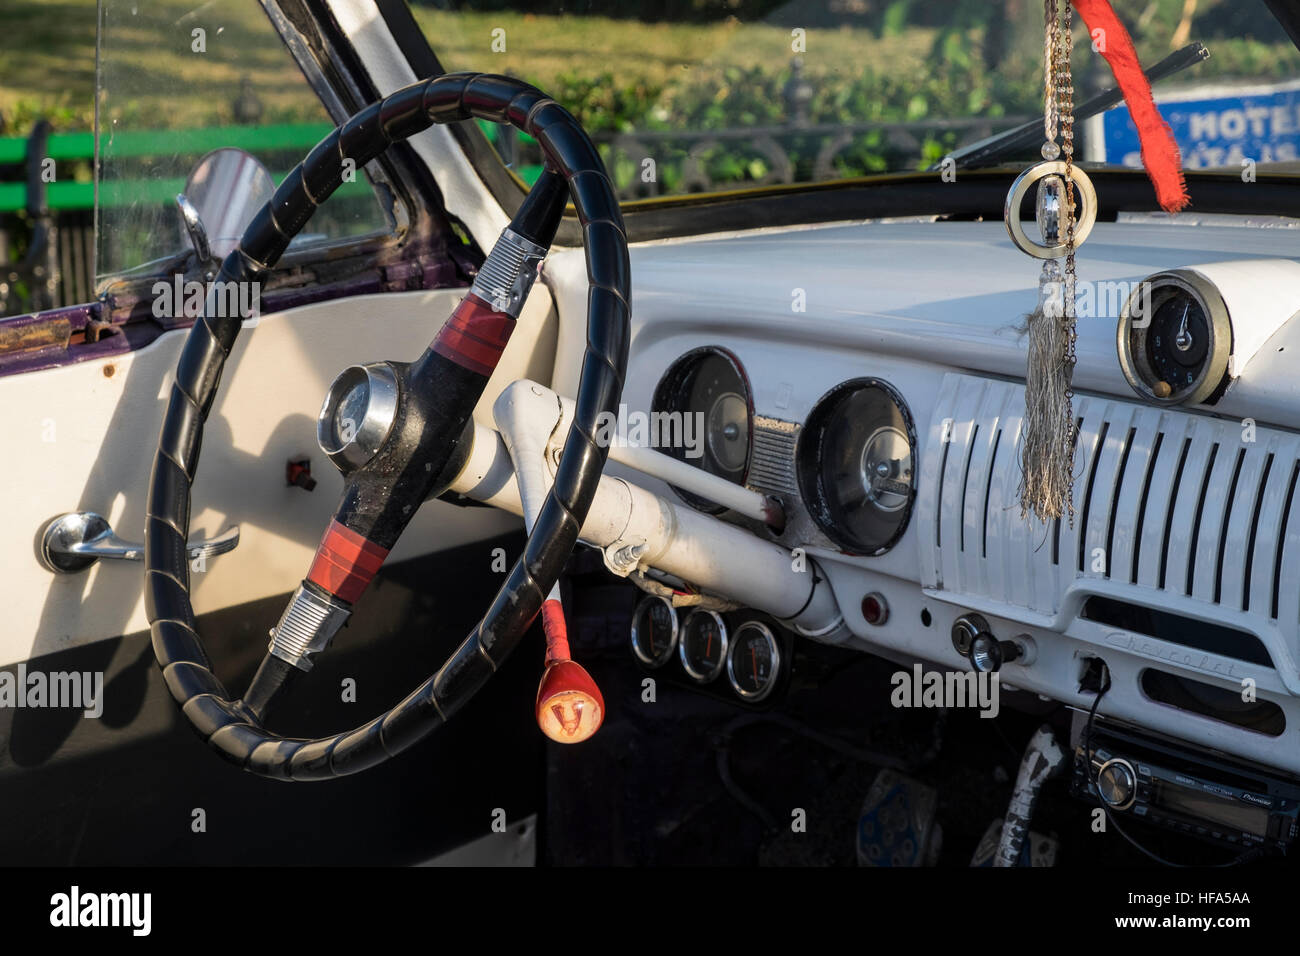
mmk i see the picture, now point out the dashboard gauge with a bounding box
[678,609,728,683]
[652,347,752,512]
[1117,270,1232,406]
[726,621,781,702]
[630,595,679,668]
[796,378,917,555]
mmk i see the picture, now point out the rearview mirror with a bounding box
[180,148,275,261]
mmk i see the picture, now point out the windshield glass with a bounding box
[94,0,396,287]
[414,0,1300,202]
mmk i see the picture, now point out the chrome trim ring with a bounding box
[726,621,781,703]
[679,609,729,683]
[1116,269,1233,406]
[317,362,401,473]
[630,595,679,668]
[1004,160,1097,259]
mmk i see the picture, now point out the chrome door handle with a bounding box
[39,511,240,574]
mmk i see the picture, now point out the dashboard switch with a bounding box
[967,632,1023,673]
[952,613,1024,673]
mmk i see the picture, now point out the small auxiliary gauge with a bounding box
[679,609,728,683]
[726,621,781,702]
[631,595,679,668]
[1117,269,1232,406]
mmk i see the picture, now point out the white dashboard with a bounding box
[543,217,1300,776]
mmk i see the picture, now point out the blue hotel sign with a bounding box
[1102,81,1300,169]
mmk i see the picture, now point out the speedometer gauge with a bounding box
[652,347,752,513]
[1117,270,1232,406]
[726,622,780,702]
[796,378,917,555]
[631,595,678,668]
[679,609,728,682]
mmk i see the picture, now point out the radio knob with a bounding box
[1096,758,1138,810]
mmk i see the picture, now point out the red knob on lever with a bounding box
[535,599,604,744]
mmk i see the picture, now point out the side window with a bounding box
[94,0,398,286]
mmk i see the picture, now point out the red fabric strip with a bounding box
[306,519,390,604]
[430,293,516,377]
[1074,0,1190,213]
[541,599,570,665]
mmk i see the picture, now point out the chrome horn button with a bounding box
[317,363,400,473]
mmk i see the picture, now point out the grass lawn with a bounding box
[0,0,330,133]
[411,8,939,93]
[0,2,1296,141]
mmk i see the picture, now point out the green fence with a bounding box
[0,119,544,213]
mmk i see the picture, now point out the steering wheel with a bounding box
[144,73,630,780]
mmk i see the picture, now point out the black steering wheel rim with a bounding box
[144,72,630,781]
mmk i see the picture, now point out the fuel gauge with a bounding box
[679,609,728,683]
[631,595,678,668]
[726,621,781,702]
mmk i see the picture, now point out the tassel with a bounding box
[1074,0,1190,213]
[1021,262,1075,521]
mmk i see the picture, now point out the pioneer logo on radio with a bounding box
[1240,792,1274,807]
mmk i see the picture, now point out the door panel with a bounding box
[2,286,557,669]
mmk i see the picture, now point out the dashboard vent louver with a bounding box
[747,415,800,497]
[918,374,1300,636]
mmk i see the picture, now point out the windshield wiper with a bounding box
[932,41,1209,171]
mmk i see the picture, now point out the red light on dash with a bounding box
[861,592,889,626]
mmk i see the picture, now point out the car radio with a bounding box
[1069,719,1300,851]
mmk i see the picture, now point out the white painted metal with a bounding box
[919,372,1300,692]
[1,287,558,669]
[1187,258,1300,378]
[543,220,1300,426]
[324,0,511,251]
[526,218,1300,775]
[545,392,774,522]
[457,381,843,635]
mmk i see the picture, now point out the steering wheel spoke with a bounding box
[146,73,630,779]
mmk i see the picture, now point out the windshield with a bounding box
[94,0,397,287]
[415,0,1300,202]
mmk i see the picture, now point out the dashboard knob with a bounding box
[1096,758,1138,810]
[965,630,1023,674]
[535,599,604,744]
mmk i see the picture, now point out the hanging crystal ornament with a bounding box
[1004,0,1097,523]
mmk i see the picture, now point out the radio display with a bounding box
[1155,782,1269,836]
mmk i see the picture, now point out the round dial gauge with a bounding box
[796,378,917,555]
[726,621,781,702]
[652,347,752,513]
[679,609,728,683]
[630,595,678,668]
[1117,270,1232,406]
